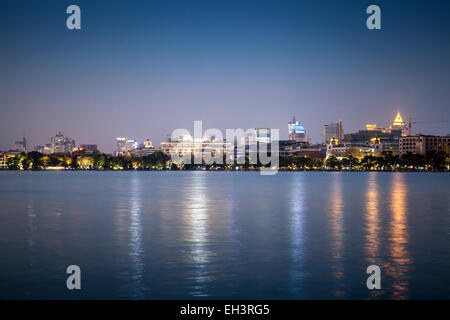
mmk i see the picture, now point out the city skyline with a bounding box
[1,0,450,153]
[2,111,449,155]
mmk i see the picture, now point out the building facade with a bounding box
[323,121,343,144]
[278,140,325,160]
[343,112,409,154]
[399,135,450,155]
[49,132,75,154]
[9,137,27,154]
[326,144,379,160]
[0,154,15,169]
[161,135,232,162]
[287,116,308,143]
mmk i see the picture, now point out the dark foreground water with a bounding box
[0,171,448,299]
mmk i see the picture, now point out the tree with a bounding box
[7,155,23,170]
[48,154,64,167]
[93,154,106,170]
[325,156,341,170]
[360,155,377,170]
[425,151,446,171]
[22,156,32,170]
[382,151,400,170]
[401,152,424,170]
[77,156,93,169]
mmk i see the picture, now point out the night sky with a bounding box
[1,0,449,153]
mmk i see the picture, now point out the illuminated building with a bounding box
[80,144,98,153]
[288,116,297,137]
[132,147,162,157]
[0,154,15,169]
[399,135,450,155]
[329,137,339,146]
[289,123,308,143]
[125,139,138,152]
[278,140,325,160]
[73,144,98,155]
[34,145,45,153]
[116,137,127,156]
[47,132,75,154]
[288,116,308,142]
[44,144,51,154]
[116,137,138,156]
[143,139,153,148]
[131,138,161,157]
[343,112,408,153]
[326,144,379,160]
[161,135,232,161]
[389,112,409,136]
[323,121,343,144]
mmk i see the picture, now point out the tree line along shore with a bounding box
[1,150,449,172]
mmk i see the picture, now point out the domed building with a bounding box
[288,116,308,143]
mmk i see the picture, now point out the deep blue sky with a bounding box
[1,0,449,153]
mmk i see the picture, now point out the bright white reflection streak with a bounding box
[290,173,306,296]
[129,173,145,298]
[183,172,211,297]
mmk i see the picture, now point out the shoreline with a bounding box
[1,169,448,173]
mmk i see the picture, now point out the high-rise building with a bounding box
[116,137,127,156]
[116,137,138,156]
[323,121,343,144]
[125,139,138,152]
[9,136,27,154]
[50,132,75,153]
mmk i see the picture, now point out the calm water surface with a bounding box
[0,171,448,299]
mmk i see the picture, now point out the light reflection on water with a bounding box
[289,174,306,296]
[329,173,345,298]
[181,172,213,297]
[26,198,37,296]
[365,172,380,261]
[364,172,383,298]
[0,171,448,299]
[129,173,145,298]
[387,173,412,299]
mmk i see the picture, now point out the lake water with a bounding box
[0,171,448,299]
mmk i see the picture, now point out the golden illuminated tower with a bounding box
[390,112,408,136]
[393,112,405,126]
